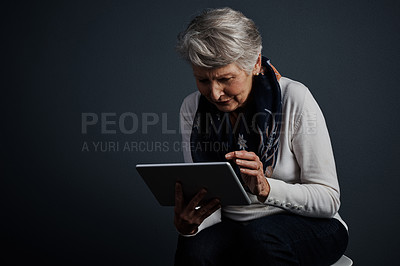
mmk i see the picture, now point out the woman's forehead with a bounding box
[192,63,241,78]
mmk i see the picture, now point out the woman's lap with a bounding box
[175,218,241,266]
[175,213,348,266]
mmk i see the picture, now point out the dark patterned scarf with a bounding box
[190,57,282,179]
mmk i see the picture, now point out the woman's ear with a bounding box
[253,54,262,75]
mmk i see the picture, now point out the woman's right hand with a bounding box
[174,182,221,235]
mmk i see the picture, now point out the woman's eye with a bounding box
[219,78,231,82]
[198,79,209,84]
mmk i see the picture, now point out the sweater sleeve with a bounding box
[266,88,341,218]
[178,92,222,237]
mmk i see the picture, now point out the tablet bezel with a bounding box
[136,162,251,206]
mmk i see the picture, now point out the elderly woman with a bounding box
[174,7,348,266]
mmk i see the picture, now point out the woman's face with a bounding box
[192,63,256,112]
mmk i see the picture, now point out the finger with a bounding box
[236,159,261,170]
[225,152,234,160]
[229,150,260,162]
[174,182,183,213]
[187,188,208,211]
[233,150,259,161]
[226,150,246,160]
[226,150,250,160]
[201,198,220,210]
[240,168,260,176]
[198,199,221,220]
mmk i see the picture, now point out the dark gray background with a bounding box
[2,0,399,265]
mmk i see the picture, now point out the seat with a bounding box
[331,255,353,266]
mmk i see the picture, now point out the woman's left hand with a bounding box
[225,151,270,203]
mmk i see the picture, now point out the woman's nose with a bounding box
[210,82,224,101]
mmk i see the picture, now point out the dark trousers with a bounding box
[175,213,348,266]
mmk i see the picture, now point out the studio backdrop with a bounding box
[2,0,400,265]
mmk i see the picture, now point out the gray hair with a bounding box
[176,7,262,74]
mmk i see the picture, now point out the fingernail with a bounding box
[225,154,232,159]
[236,159,241,164]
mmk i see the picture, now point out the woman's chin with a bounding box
[214,103,237,112]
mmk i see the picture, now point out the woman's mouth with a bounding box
[215,99,231,105]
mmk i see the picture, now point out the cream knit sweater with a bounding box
[179,77,347,235]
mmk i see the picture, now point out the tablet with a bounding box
[136,162,251,206]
